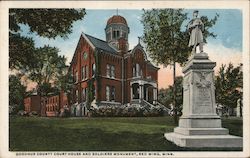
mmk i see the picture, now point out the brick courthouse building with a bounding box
[70,14,159,116]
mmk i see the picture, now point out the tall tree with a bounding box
[9,9,86,71]
[55,66,74,105]
[9,75,26,113]
[215,63,243,114]
[141,9,218,122]
[28,45,67,95]
[158,76,183,113]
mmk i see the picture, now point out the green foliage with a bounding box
[94,50,101,102]
[86,79,95,109]
[141,9,219,122]
[9,9,86,39]
[141,9,189,66]
[141,9,219,66]
[9,75,26,110]
[27,45,67,95]
[9,9,86,76]
[158,76,183,110]
[215,63,243,108]
[56,70,74,105]
[9,33,36,70]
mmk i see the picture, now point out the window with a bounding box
[107,32,111,40]
[106,86,115,102]
[107,64,115,78]
[106,86,110,101]
[76,90,78,102]
[121,31,127,39]
[106,64,110,77]
[117,30,119,38]
[136,64,140,77]
[82,88,86,101]
[82,66,85,80]
[111,86,115,101]
[133,66,136,77]
[75,71,78,82]
[92,63,96,77]
[85,66,88,79]
[113,31,116,38]
[111,65,115,78]
[112,30,120,39]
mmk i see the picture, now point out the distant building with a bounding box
[24,91,68,117]
[24,95,41,114]
[69,14,159,113]
[42,92,68,117]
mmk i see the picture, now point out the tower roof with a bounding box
[107,15,128,26]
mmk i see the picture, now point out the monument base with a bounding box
[164,53,242,148]
[164,132,242,148]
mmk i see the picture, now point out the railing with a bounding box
[142,99,155,108]
[156,101,171,112]
[131,99,140,105]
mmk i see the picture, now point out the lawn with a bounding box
[9,116,242,151]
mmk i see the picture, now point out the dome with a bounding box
[107,15,128,26]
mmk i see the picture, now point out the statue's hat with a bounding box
[193,10,199,13]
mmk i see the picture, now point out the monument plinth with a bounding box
[164,53,243,148]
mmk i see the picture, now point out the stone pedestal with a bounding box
[165,53,242,148]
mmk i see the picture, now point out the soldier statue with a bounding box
[187,10,204,54]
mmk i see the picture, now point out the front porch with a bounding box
[130,78,158,105]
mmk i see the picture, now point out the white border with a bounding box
[0,1,249,158]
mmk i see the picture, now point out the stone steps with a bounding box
[174,127,229,135]
[165,132,243,148]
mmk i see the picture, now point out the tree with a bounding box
[55,66,74,105]
[158,76,183,114]
[9,33,37,70]
[215,63,243,115]
[141,9,219,123]
[9,75,26,114]
[28,45,67,96]
[9,9,86,71]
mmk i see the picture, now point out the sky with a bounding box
[19,9,242,89]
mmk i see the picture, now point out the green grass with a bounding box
[9,116,242,151]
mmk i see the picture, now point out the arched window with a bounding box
[136,63,140,77]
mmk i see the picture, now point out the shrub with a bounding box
[89,104,168,117]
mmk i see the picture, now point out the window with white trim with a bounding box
[106,85,115,102]
[85,66,88,79]
[107,64,115,78]
[111,86,115,101]
[106,86,110,101]
[82,88,86,101]
[82,66,85,80]
[106,64,110,77]
[111,65,115,78]
[136,64,140,77]
[92,63,96,77]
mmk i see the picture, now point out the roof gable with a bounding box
[83,33,117,54]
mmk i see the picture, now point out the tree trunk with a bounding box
[173,61,178,124]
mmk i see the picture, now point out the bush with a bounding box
[9,105,20,115]
[59,107,70,117]
[89,104,167,117]
[29,111,38,117]
[17,110,28,116]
